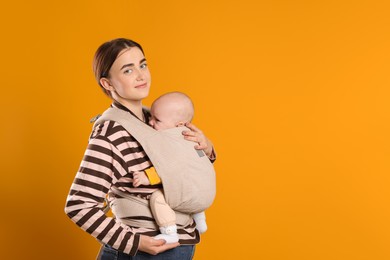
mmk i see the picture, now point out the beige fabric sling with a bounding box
[94,107,216,215]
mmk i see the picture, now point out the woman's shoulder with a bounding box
[90,120,133,141]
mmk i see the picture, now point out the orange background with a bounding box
[1,0,390,259]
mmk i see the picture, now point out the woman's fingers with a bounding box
[182,129,198,139]
[182,133,199,142]
[139,235,180,255]
[149,239,179,255]
[183,134,207,149]
[151,238,166,246]
[184,122,203,134]
[182,123,213,157]
[182,124,204,144]
[195,143,207,150]
[158,241,180,251]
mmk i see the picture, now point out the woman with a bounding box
[64,38,215,259]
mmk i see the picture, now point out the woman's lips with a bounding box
[135,83,147,88]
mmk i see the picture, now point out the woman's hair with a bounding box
[93,38,144,96]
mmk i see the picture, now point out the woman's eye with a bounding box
[124,69,133,74]
[140,63,148,69]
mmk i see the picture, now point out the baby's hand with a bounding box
[133,171,150,187]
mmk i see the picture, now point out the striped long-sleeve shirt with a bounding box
[64,102,199,256]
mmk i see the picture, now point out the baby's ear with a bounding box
[176,121,186,127]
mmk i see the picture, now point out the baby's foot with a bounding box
[195,220,208,234]
[154,225,179,244]
[193,212,208,233]
[133,171,150,187]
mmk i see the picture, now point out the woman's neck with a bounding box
[114,98,144,121]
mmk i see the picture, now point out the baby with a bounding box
[133,91,208,243]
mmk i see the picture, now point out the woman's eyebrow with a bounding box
[120,63,134,70]
[120,59,147,70]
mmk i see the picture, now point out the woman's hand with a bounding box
[182,122,214,158]
[138,235,179,255]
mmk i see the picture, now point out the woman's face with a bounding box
[103,47,151,103]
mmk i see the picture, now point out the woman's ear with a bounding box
[100,77,115,92]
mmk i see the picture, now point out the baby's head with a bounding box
[149,92,194,130]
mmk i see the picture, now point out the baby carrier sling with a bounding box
[94,107,216,227]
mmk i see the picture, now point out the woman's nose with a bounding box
[136,69,145,81]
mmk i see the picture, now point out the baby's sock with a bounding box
[193,212,207,234]
[154,225,179,244]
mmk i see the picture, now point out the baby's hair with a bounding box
[153,91,194,122]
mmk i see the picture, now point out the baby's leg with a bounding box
[150,189,179,244]
[133,171,150,187]
[193,211,207,233]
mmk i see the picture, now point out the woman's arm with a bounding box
[65,135,141,255]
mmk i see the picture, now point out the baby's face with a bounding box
[149,103,178,130]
